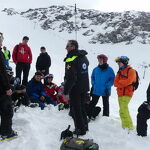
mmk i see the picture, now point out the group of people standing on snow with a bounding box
[0,33,150,141]
[0,34,67,140]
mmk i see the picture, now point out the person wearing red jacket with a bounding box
[12,36,32,86]
[44,74,67,104]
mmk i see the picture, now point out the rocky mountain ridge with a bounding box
[2,6,150,44]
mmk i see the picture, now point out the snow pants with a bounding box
[118,96,133,129]
[137,103,150,136]
[16,62,30,86]
[69,90,88,132]
[30,96,56,110]
[0,95,13,136]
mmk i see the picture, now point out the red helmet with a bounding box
[97,54,108,64]
[3,46,6,49]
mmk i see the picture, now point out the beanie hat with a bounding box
[34,72,43,76]
[97,54,108,64]
[3,46,6,49]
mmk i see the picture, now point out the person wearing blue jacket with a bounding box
[89,54,115,117]
[26,72,56,110]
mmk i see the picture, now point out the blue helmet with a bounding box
[115,56,129,65]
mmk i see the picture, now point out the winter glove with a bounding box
[40,96,45,101]
[90,86,94,96]
[105,88,109,97]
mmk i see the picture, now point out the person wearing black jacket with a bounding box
[137,84,150,136]
[63,40,90,136]
[0,44,17,139]
[36,47,51,76]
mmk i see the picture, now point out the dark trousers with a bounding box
[69,90,88,131]
[90,94,109,116]
[11,92,30,107]
[16,62,31,86]
[37,68,49,76]
[0,95,13,136]
[137,104,150,136]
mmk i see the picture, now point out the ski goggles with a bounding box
[115,56,129,62]
[115,57,121,63]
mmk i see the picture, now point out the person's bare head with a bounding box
[22,36,29,45]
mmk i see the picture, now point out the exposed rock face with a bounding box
[2,7,150,44]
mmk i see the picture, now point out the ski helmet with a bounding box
[45,74,54,79]
[115,56,129,65]
[97,54,108,64]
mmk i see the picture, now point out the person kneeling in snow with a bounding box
[26,72,56,110]
[6,66,30,108]
[44,74,68,107]
[137,83,150,137]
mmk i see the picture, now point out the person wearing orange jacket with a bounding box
[114,56,136,130]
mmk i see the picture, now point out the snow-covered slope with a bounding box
[1,6,150,150]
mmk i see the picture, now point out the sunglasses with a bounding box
[66,44,74,48]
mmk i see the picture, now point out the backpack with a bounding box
[127,68,139,90]
[60,137,99,150]
[8,50,11,59]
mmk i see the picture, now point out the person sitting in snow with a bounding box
[44,74,68,106]
[26,72,56,110]
[137,83,150,136]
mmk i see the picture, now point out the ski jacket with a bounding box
[64,49,90,95]
[44,82,61,98]
[12,43,32,63]
[91,65,115,96]
[44,82,66,103]
[3,49,11,60]
[36,52,51,70]
[0,48,11,96]
[114,65,136,97]
[26,78,46,98]
[147,83,150,103]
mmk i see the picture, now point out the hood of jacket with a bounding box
[64,49,88,61]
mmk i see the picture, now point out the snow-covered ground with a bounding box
[1,7,150,150]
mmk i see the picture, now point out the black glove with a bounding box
[105,88,109,97]
[90,86,94,96]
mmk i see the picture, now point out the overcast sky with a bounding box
[0,0,150,12]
